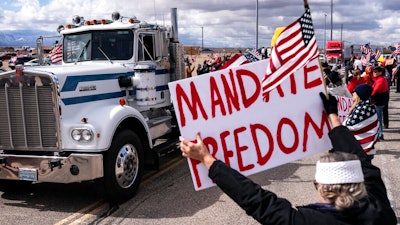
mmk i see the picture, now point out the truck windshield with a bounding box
[63,30,134,63]
[326,50,342,54]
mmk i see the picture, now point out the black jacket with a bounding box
[208,126,397,225]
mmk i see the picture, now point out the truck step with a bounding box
[153,137,179,157]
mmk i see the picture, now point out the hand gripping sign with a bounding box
[168,59,338,191]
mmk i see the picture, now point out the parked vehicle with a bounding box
[200,48,214,53]
[24,58,51,67]
[24,58,40,66]
[8,56,33,69]
[325,40,343,66]
[0,8,185,203]
[0,52,16,60]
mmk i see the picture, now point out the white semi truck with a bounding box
[0,8,185,203]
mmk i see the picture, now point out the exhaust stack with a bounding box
[171,8,179,43]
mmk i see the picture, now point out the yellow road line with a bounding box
[54,200,105,225]
[54,156,184,225]
[66,202,109,225]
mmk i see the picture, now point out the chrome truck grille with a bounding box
[0,71,60,151]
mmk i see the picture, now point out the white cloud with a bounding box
[1,0,399,48]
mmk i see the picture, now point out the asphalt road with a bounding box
[0,89,399,225]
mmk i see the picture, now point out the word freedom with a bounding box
[187,111,331,188]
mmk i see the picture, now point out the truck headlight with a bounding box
[71,128,93,142]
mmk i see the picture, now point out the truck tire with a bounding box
[95,129,144,203]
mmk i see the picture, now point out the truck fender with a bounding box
[64,104,152,152]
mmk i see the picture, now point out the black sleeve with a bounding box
[328,125,368,160]
[328,125,397,224]
[208,160,300,225]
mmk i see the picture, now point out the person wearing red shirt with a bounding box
[347,69,366,93]
[371,66,389,140]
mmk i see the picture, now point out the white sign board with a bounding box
[336,95,353,123]
[169,58,337,191]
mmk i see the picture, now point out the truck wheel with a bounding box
[95,129,144,203]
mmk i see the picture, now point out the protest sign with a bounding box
[336,95,353,123]
[169,58,334,191]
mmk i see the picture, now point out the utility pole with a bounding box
[330,0,333,40]
[324,13,327,51]
[201,26,204,49]
[256,0,259,50]
[340,24,343,41]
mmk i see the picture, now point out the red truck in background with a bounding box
[325,40,343,66]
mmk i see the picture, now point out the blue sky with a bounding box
[1,0,400,48]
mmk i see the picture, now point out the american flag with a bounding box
[392,43,400,56]
[51,44,63,63]
[218,53,249,70]
[243,51,261,62]
[344,100,379,152]
[360,43,375,57]
[374,49,381,61]
[251,48,262,60]
[392,66,399,79]
[361,52,371,67]
[261,5,318,99]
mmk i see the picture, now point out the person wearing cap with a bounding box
[179,93,396,225]
[344,84,378,161]
[371,66,389,140]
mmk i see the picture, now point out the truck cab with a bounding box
[0,8,185,203]
[325,40,343,66]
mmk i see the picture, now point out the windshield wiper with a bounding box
[75,39,91,64]
[97,46,114,64]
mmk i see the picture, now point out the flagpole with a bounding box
[319,59,330,99]
[303,0,308,7]
[303,0,329,97]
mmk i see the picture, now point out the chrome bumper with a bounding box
[0,153,103,183]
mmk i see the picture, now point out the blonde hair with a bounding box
[348,95,361,115]
[317,152,367,211]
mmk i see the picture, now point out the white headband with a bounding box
[315,160,364,184]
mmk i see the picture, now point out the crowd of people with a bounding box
[185,48,269,77]
[185,55,230,77]
[324,54,398,145]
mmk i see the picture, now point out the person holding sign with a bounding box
[179,93,396,225]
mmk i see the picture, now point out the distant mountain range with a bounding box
[0,29,226,49]
[0,30,60,48]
